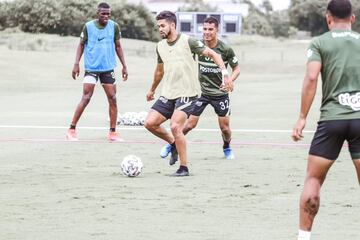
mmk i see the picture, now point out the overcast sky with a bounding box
[250,0,290,10]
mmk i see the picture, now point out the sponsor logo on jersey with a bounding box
[199,65,221,74]
[307,49,313,58]
[338,92,360,111]
[332,31,360,39]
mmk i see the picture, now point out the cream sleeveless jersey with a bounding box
[307,29,360,121]
[157,34,205,99]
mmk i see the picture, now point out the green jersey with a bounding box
[198,40,238,96]
[308,29,360,121]
[80,20,120,44]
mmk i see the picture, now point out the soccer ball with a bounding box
[121,155,143,177]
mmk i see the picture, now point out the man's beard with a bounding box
[161,29,171,39]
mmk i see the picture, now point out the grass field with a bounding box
[0,31,359,240]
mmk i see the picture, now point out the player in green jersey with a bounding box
[292,1,360,239]
[160,17,240,160]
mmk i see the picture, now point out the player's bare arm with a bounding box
[292,61,321,141]
[201,47,233,91]
[115,39,128,81]
[230,65,240,83]
[147,63,164,101]
[71,42,84,80]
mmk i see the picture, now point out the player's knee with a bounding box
[186,121,197,131]
[220,126,231,135]
[81,94,92,104]
[108,95,117,105]
[144,119,155,131]
[170,122,182,135]
[301,194,320,216]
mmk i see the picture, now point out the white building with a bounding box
[131,0,249,17]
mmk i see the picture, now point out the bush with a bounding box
[0,0,158,41]
[111,3,158,41]
[243,11,273,36]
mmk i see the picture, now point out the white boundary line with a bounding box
[0,125,315,133]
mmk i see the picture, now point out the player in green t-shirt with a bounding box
[292,1,360,239]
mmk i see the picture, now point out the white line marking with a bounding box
[0,125,315,133]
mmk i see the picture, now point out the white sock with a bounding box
[298,230,311,240]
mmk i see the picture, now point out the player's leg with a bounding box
[212,94,233,159]
[170,96,197,176]
[183,115,200,135]
[218,115,234,159]
[298,120,345,240]
[144,109,174,143]
[102,83,121,141]
[144,96,175,145]
[299,155,334,232]
[353,160,360,184]
[67,82,95,140]
[183,95,207,135]
[347,119,360,185]
[170,109,188,176]
[100,71,121,141]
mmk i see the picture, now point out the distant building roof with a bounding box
[134,0,249,17]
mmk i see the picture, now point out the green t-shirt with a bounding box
[308,29,360,121]
[80,20,121,43]
[157,34,205,63]
[198,39,238,96]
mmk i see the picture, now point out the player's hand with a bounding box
[72,63,80,80]
[292,117,306,141]
[220,75,233,92]
[122,67,128,81]
[146,90,155,101]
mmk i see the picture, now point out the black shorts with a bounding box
[151,96,197,119]
[83,70,116,84]
[309,119,360,160]
[191,94,231,117]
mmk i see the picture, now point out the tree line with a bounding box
[1,0,360,40]
[0,0,159,41]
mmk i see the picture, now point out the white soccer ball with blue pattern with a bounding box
[121,155,143,177]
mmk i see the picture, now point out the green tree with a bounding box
[261,0,273,15]
[289,0,328,36]
[269,10,291,38]
[111,2,158,41]
[243,10,273,36]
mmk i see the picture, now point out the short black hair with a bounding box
[327,0,352,19]
[98,2,110,9]
[156,11,177,26]
[204,17,219,28]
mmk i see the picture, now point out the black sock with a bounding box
[223,140,230,149]
[70,124,76,130]
[179,165,188,171]
[110,128,116,132]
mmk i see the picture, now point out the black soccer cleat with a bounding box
[171,167,189,177]
[169,146,178,165]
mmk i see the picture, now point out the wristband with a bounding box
[221,69,229,76]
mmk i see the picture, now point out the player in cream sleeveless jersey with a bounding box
[144,11,232,177]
